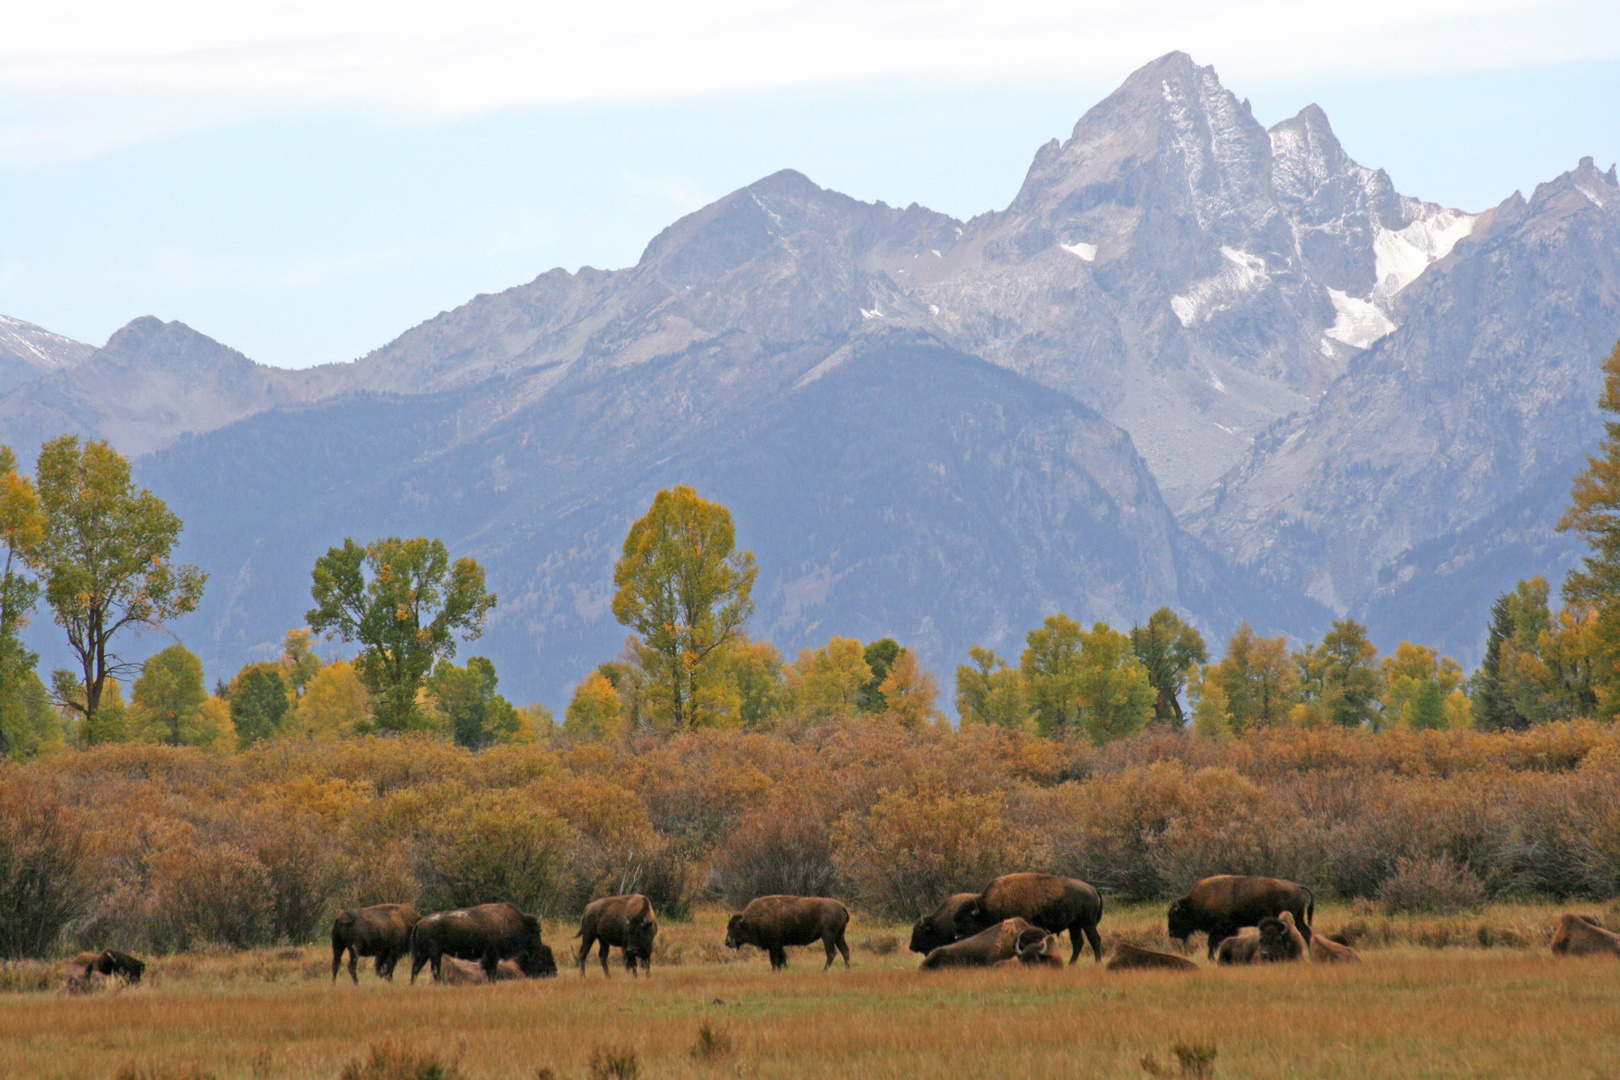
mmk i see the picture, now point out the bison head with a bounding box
[724,914,749,950]
[909,917,955,956]
[518,943,558,978]
[1257,918,1295,961]
[626,919,658,963]
[1166,898,1194,942]
[951,900,988,939]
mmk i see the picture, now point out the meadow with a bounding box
[4,903,1618,1080]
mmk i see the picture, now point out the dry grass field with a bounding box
[3,903,1619,1080]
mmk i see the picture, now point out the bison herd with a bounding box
[59,873,1620,994]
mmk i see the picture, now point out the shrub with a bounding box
[833,789,1046,918]
[1378,854,1486,915]
[338,1043,463,1080]
[588,1046,640,1080]
[690,1019,733,1062]
[0,772,92,958]
[416,790,573,914]
[710,799,836,907]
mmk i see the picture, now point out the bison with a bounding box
[1262,912,1307,962]
[954,873,1104,964]
[1105,942,1198,972]
[70,950,145,985]
[434,957,526,984]
[725,895,850,971]
[1308,930,1361,963]
[577,894,658,977]
[331,903,421,984]
[409,901,556,983]
[1167,876,1314,959]
[909,893,978,956]
[1551,914,1620,957]
[921,918,1043,969]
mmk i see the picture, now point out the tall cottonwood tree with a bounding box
[1129,607,1208,727]
[31,436,206,742]
[1560,337,1620,716]
[307,536,496,734]
[612,486,757,730]
[0,446,43,759]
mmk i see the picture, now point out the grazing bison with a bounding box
[910,893,978,956]
[70,950,145,985]
[331,903,421,984]
[725,895,850,971]
[1167,876,1314,959]
[409,902,556,983]
[922,918,1043,969]
[1309,930,1361,963]
[1105,942,1198,972]
[954,873,1104,963]
[1551,914,1620,957]
[577,894,658,977]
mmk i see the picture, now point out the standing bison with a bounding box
[909,894,978,956]
[577,894,658,977]
[920,918,1044,969]
[331,903,421,984]
[1167,876,1314,959]
[1551,914,1620,957]
[409,902,556,983]
[725,895,850,971]
[954,873,1104,964]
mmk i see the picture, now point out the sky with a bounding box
[2,0,1619,369]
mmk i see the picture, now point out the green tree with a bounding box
[130,643,208,746]
[1212,621,1297,731]
[425,656,519,750]
[1129,607,1208,726]
[1072,622,1156,742]
[1020,614,1085,735]
[611,486,757,730]
[564,671,623,739]
[955,645,1032,730]
[281,628,322,698]
[858,638,901,712]
[0,670,61,760]
[307,536,496,734]
[30,436,206,741]
[786,636,871,717]
[0,447,43,760]
[230,662,290,746]
[1473,589,1527,730]
[1318,619,1381,728]
[1560,337,1620,715]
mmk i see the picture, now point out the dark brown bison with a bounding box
[1551,914,1620,957]
[576,894,658,977]
[1216,916,1301,964]
[409,902,556,982]
[909,893,978,955]
[954,873,1104,963]
[331,903,421,984]
[1215,931,1263,964]
[71,949,145,984]
[1167,876,1314,959]
[1308,928,1361,963]
[725,895,850,971]
[921,918,1043,969]
[1105,942,1199,972]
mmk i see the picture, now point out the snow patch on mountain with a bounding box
[1061,241,1097,261]
[1372,208,1477,301]
[0,315,90,370]
[1171,247,1271,327]
[1324,288,1397,349]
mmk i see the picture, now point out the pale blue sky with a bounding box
[2,1,1617,368]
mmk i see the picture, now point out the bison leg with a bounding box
[332,939,347,983]
[410,946,432,984]
[599,940,613,978]
[576,932,596,976]
[1072,922,1103,964]
[769,946,788,971]
[832,930,850,970]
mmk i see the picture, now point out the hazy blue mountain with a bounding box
[6,52,1617,701]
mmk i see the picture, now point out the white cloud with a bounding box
[5,1,1617,126]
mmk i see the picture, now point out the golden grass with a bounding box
[5,904,1620,1080]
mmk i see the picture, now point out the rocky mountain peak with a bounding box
[98,317,257,373]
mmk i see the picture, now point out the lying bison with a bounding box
[435,956,525,984]
[409,901,556,983]
[1000,928,1064,968]
[1216,916,1303,964]
[1105,942,1198,972]
[1308,929,1361,963]
[954,873,1104,963]
[332,903,420,984]
[725,895,850,971]
[577,894,658,977]
[921,918,1043,969]
[1551,914,1620,957]
[909,893,978,956]
[1168,876,1314,959]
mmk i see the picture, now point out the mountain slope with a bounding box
[0,315,92,396]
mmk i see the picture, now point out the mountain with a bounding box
[0,317,320,459]
[0,315,92,395]
[6,51,1616,701]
